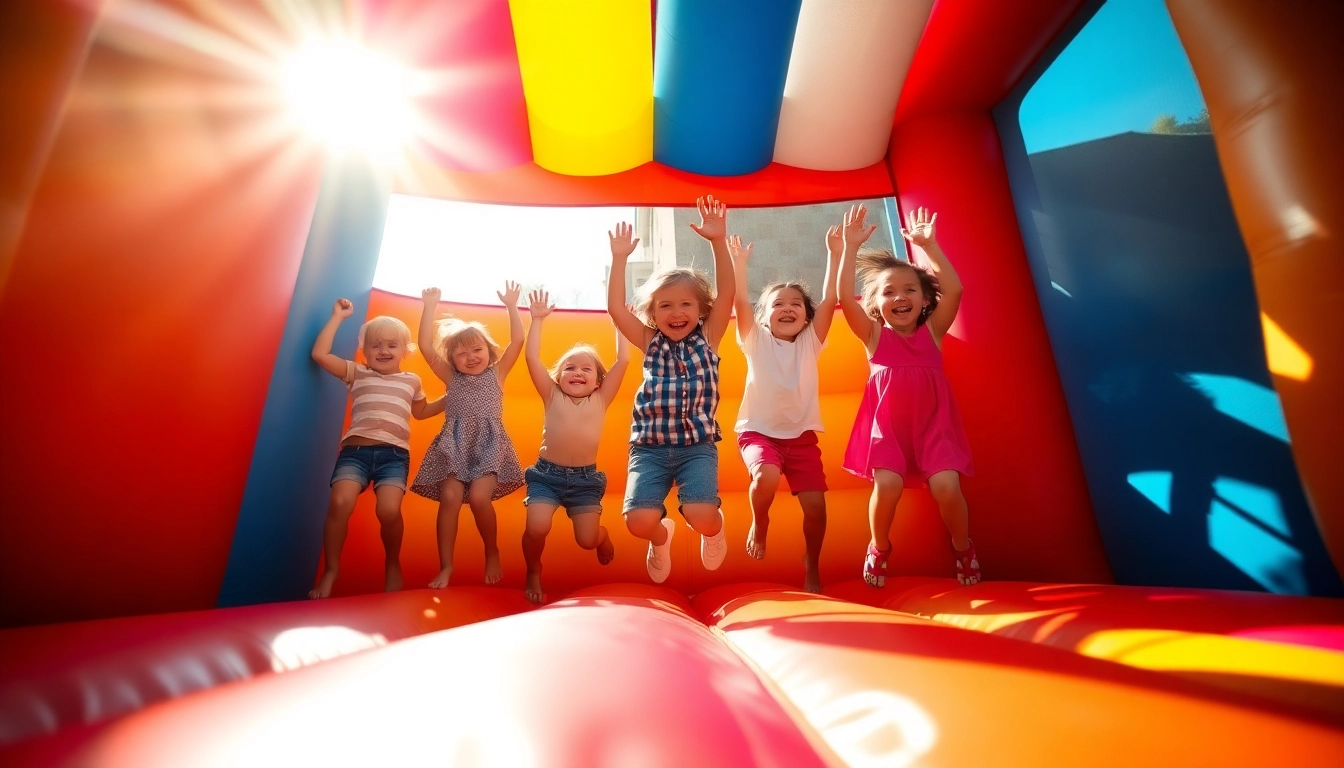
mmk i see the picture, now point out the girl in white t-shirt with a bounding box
[727,228,841,592]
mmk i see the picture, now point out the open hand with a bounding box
[333,298,354,319]
[843,204,877,248]
[900,207,939,249]
[689,195,727,241]
[528,289,553,319]
[825,224,842,254]
[609,222,639,261]
[497,280,522,308]
[421,287,441,307]
[727,235,754,263]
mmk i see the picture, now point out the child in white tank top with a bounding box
[520,289,632,604]
[727,227,842,593]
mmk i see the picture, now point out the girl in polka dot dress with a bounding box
[413,282,525,588]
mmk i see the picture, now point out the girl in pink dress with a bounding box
[837,204,979,587]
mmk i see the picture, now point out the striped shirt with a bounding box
[630,323,721,445]
[342,362,425,450]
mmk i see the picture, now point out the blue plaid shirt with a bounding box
[630,323,721,445]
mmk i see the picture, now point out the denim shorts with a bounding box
[524,458,607,517]
[623,441,721,517]
[330,444,410,491]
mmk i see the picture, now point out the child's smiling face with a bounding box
[874,266,929,332]
[763,286,809,341]
[555,352,601,398]
[451,338,490,375]
[363,333,409,373]
[651,283,703,342]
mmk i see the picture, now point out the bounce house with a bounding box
[2,0,1342,764]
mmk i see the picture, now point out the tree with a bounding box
[1151,109,1211,135]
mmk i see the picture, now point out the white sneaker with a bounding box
[700,518,727,571]
[646,518,675,583]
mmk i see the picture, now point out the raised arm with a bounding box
[727,235,755,344]
[311,299,355,379]
[524,289,555,400]
[495,280,524,381]
[607,222,653,351]
[418,288,455,384]
[903,208,962,343]
[812,224,843,343]
[598,321,632,403]
[692,195,735,350]
[837,204,880,350]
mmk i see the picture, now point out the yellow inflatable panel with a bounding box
[508,0,653,175]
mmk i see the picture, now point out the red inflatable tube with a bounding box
[695,584,1344,767]
[2,586,830,768]
[0,587,532,746]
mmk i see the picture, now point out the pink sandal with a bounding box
[863,543,890,588]
[953,539,981,585]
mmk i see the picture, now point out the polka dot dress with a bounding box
[412,367,523,500]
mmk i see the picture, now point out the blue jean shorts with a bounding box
[524,458,607,517]
[330,444,410,491]
[623,441,721,517]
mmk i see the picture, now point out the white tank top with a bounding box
[735,323,825,438]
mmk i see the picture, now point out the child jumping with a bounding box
[413,283,525,588]
[726,226,841,593]
[837,204,980,587]
[606,196,736,584]
[520,289,631,603]
[309,299,445,599]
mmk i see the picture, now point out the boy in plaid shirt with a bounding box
[606,196,735,583]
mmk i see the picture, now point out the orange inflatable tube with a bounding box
[1166,0,1344,578]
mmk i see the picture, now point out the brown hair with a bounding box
[754,281,817,326]
[856,247,940,327]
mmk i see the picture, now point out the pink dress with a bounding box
[843,325,973,486]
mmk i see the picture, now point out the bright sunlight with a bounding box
[372,195,636,309]
[283,40,413,154]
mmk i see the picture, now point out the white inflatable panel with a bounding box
[773,0,934,171]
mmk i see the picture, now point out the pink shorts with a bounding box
[737,430,828,494]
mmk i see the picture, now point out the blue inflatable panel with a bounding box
[654,0,802,176]
[217,159,391,607]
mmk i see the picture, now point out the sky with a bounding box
[1018,0,1208,154]
[371,196,634,308]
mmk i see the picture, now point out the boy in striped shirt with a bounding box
[309,298,445,598]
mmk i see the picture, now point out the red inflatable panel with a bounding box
[2,589,830,768]
[396,157,894,207]
[895,0,1086,120]
[887,113,1112,583]
[696,584,1344,767]
[830,577,1344,723]
[0,588,532,746]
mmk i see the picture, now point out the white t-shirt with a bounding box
[735,323,825,438]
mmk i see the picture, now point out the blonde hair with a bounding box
[434,316,501,371]
[633,267,714,326]
[856,247,940,327]
[357,316,416,355]
[548,344,608,386]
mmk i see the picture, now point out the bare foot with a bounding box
[309,570,338,599]
[484,551,503,584]
[746,522,768,560]
[803,566,822,594]
[524,567,544,604]
[428,566,452,589]
[384,562,403,592]
[596,527,615,565]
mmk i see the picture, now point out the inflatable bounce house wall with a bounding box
[1,0,1341,765]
